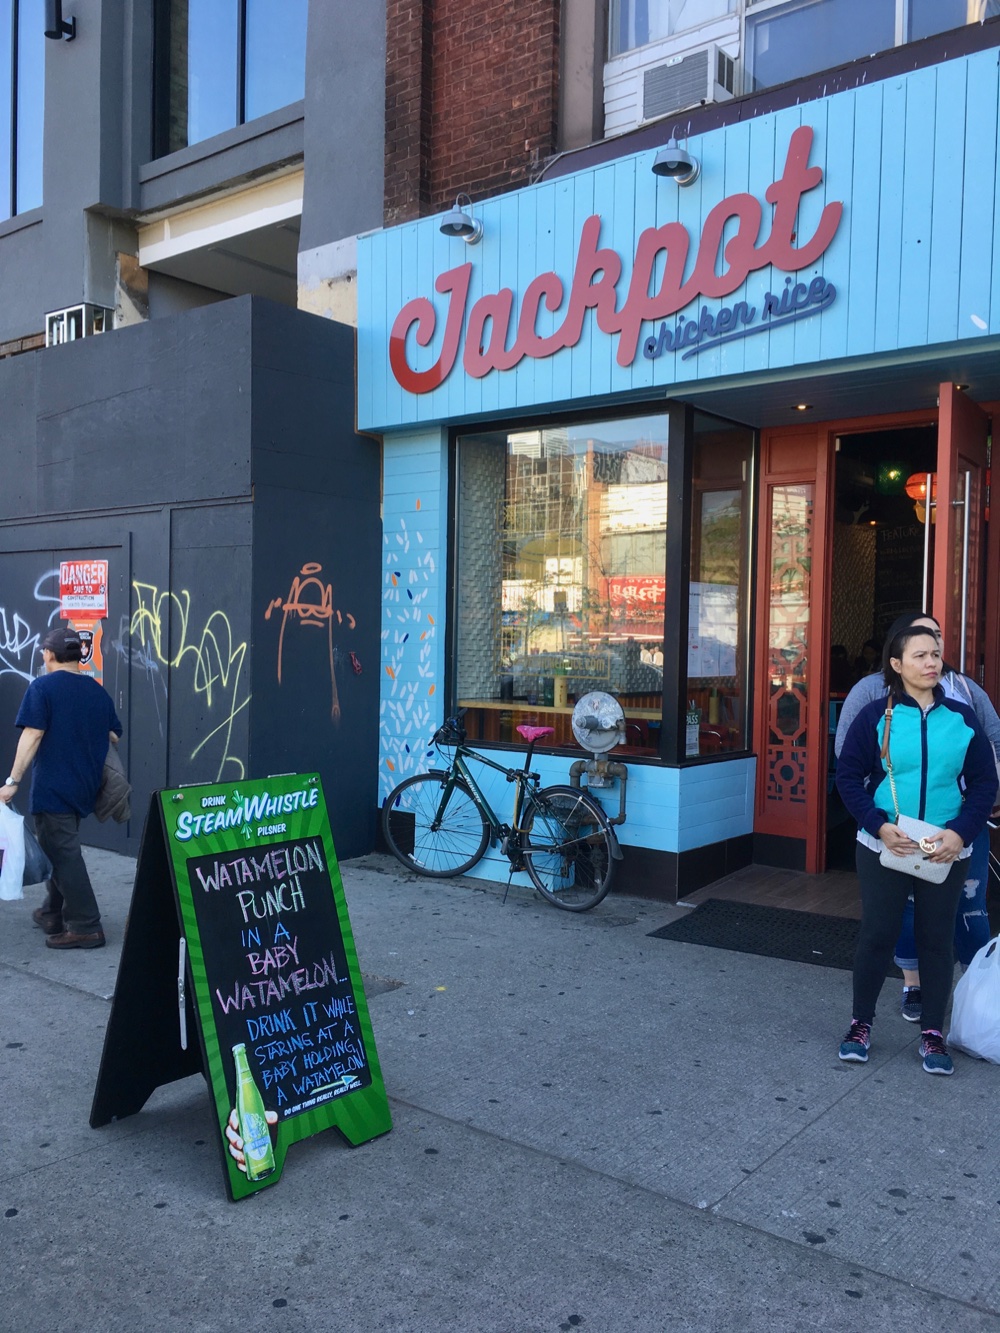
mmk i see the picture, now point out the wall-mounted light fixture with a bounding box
[439,193,483,244]
[44,0,76,40]
[651,137,700,186]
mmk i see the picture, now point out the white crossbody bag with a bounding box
[877,703,952,884]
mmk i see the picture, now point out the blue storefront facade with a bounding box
[358,42,1000,899]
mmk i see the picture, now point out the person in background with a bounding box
[0,626,122,949]
[835,625,997,1075]
[853,639,881,681]
[835,611,1000,1019]
[829,644,854,694]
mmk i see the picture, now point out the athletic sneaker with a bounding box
[900,986,922,1023]
[839,1020,871,1063]
[919,1030,954,1076]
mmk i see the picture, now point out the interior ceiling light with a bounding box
[793,403,813,411]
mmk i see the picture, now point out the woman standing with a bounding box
[834,611,1000,1018]
[835,626,997,1075]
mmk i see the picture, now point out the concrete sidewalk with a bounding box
[2,849,999,1332]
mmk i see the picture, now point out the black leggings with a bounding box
[853,844,964,1032]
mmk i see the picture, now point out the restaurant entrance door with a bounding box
[753,389,992,875]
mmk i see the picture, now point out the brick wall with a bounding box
[385,0,561,225]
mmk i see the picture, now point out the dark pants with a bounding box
[853,844,963,1033]
[34,812,101,933]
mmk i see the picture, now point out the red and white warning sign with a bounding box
[59,559,108,619]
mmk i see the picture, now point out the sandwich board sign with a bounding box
[91,773,391,1200]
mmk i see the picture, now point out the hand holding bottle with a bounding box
[225,1106,278,1174]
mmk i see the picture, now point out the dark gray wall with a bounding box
[299,1,387,251]
[0,299,380,860]
[247,304,382,858]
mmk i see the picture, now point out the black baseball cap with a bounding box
[42,626,84,661]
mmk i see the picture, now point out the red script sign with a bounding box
[389,126,842,393]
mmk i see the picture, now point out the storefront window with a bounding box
[684,413,753,756]
[455,413,669,754]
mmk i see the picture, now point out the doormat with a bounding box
[647,898,901,975]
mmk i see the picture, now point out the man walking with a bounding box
[0,626,122,949]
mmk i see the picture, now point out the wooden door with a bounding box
[933,385,990,675]
[752,427,831,873]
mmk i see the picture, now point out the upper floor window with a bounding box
[746,0,1000,91]
[0,0,45,222]
[611,0,736,58]
[155,0,307,157]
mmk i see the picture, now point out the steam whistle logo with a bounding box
[173,786,320,842]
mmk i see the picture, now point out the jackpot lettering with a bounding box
[389,126,843,392]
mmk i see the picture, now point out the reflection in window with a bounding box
[158,0,307,156]
[610,0,736,56]
[685,413,753,756]
[456,415,669,754]
[909,0,1000,40]
[746,0,895,92]
[1,0,45,221]
[245,0,307,123]
[746,0,1000,92]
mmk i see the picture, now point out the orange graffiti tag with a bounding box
[264,562,356,721]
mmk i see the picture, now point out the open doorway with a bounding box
[826,424,937,868]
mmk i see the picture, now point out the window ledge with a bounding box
[0,206,43,239]
[141,100,305,184]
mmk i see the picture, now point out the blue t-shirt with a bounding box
[15,670,123,817]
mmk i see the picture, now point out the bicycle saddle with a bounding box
[516,725,555,742]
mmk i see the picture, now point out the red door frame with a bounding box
[755,407,939,874]
[934,386,991,677]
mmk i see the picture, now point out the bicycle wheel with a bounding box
[521,784,616,911]
[381,771,489,877]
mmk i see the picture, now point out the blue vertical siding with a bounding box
[359,49,1000,432]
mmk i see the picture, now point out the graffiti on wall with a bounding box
[0,569,63,683]
[0,566,249,783]
[130,581,250,781]
[264,562,358,722]
[380,503,439,797]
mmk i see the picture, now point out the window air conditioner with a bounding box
[45,303,114,347]
[642,44,735,123]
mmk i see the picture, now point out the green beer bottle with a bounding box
[232,1043,275,1181]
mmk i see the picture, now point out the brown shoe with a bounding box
[31,907,64,935]
[46,929,106,950]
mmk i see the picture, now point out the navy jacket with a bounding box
[836,687,997,846]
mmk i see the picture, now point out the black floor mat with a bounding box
[648,898,901,975]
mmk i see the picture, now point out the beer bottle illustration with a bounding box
[232,1043,275,1181]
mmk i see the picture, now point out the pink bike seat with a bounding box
[516,725,555,742]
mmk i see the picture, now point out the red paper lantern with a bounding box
[904,472,936,502]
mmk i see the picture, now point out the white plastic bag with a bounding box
[949,936,1000,1064]
[0,802,25,901]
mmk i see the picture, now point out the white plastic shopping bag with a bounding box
[0,802,26,901]
[949,936,1000,1064]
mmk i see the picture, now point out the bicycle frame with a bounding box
[432,742,539,845]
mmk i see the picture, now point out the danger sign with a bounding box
[60,559,108,619]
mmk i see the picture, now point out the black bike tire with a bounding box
[521,784,616,911]
[381,771,490,878]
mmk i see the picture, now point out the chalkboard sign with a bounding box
[91,774,391,1201]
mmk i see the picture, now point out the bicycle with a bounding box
[380,713,622,911]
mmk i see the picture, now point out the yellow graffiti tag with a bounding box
[131,582,250,780]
